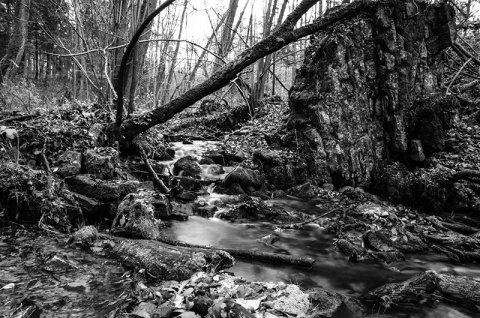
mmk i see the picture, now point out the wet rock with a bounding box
[363,230,398,252]
[271,284,310,316]
[111,190,170,239]
[410,139,426,162]
[192,295,214,316]
[176,190,198,202]
[221,196,271,221]
[192,203,218,218]
[253,149,283,167]
[223,167,265,194]
[176,177,202,191]
[222,151,244,163]
[307,287,342,317]
[83,147,119,179]
[203,150,225,165]
[64,175,140,202]
[174,156,202,178]
[271,190,287,199]
[68,225,98,246]
[209,298,255,318]
[287,182,322,199]
[199,157,215,164]
[166,147,175,158]
[224,183,246,195]
[54,150,82,177]
[203,164,225,175]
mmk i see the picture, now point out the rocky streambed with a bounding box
[2,139,480,318]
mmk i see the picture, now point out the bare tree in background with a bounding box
[0,0,31,82]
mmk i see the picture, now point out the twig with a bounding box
[137,142,169,194]
[276,208,343,230]
[446,57,472,95]
[40,142,52,175]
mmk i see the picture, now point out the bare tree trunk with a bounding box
[0,0,31,82]
[213,0,239,72]
[127,0,157,115]
[188,14,227,85]
[159,0,188,105]
[251,0,282,110]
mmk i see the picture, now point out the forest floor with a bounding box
[1,98,480,317]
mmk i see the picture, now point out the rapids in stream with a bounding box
[164,141,480,317]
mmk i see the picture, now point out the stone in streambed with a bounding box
[192,203,218,218]
[192,296,214,316]
[174,156,202,178]
[308,287,366,318]
[220,196,271,221]
[223,167,264,194]
[203,150,225,165]
[176,190,198,202]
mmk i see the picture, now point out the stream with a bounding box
[164,141,480,317]
[1,140,479,317]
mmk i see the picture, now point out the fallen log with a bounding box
[363,270,480,314]
[73,229,235,281]
[157,236,315,267]
[0,113,40,124]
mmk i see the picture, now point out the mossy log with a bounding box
[364,271,480,314]
[70,229,235,281]
[106,238,234,281]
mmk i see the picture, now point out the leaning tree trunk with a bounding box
[113,0,384,144]
[0,0,31,82]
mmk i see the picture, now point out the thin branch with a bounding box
[446,57,472,95]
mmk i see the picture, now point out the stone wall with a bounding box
[288,0,456,187]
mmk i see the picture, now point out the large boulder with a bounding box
[287,0,456,187]
[173,156,202,178]
[223,167,265,194]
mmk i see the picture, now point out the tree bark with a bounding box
[115,0,378,142]
[0,0,31,82]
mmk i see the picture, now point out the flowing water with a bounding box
[163,141,480,317]
[1,141,479,317]
[0,228,129,317]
